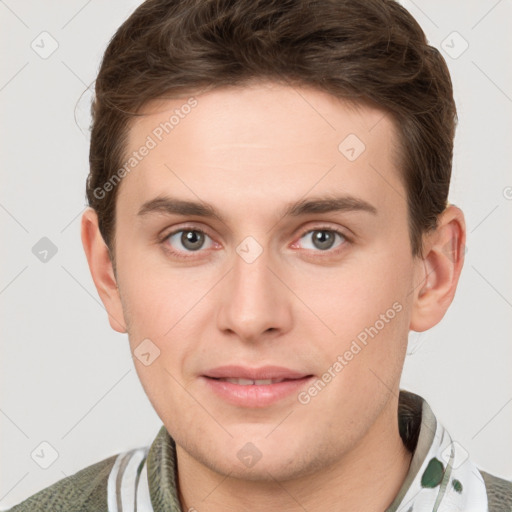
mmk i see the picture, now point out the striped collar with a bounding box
[107,390,488,512]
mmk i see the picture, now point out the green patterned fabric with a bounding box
[6,389,512,511]
[5,455,117,512]
[481,471,512,512]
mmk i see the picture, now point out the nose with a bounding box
[215,242,293,343]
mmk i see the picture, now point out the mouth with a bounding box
[209,377,302,385]
[201,366,314,408]
[203,364,311,381]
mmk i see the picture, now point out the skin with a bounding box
[81,81,465,511]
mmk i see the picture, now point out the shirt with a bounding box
[6,389,512,512]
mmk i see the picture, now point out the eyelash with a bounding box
[159,225,351,260]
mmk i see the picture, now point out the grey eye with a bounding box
[299,230,345,251]
[167,230,213,252]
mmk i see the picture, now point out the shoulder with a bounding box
[6,454,118,512]
[479,469,512,512]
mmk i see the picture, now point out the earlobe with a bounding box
[409,205,466,332]
[80,207,127,334]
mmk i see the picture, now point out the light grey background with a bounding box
[1,0,511,508]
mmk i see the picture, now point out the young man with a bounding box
[8,0,511,511]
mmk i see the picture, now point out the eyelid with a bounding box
[291,221,353,243]
[159,221,217,241]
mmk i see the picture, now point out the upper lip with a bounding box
[203,365,312,380]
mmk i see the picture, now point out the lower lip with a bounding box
[201,376,314,408]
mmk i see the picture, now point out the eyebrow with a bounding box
[137,194,377,223]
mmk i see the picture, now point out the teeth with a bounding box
[219,378,286,385]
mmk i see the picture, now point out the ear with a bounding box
[80,207,127,333]
[409,204,466,332]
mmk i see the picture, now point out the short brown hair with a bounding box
[86,0,457,264]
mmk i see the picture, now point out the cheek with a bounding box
[293,249,411,335]
[293,252,413,397]
[122,276,207,425]
[117,242,208,333]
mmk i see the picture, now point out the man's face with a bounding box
[112,82,421,480]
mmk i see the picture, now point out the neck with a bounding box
[176,394,413,512]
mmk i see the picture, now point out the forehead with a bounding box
[118,82,403,219]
